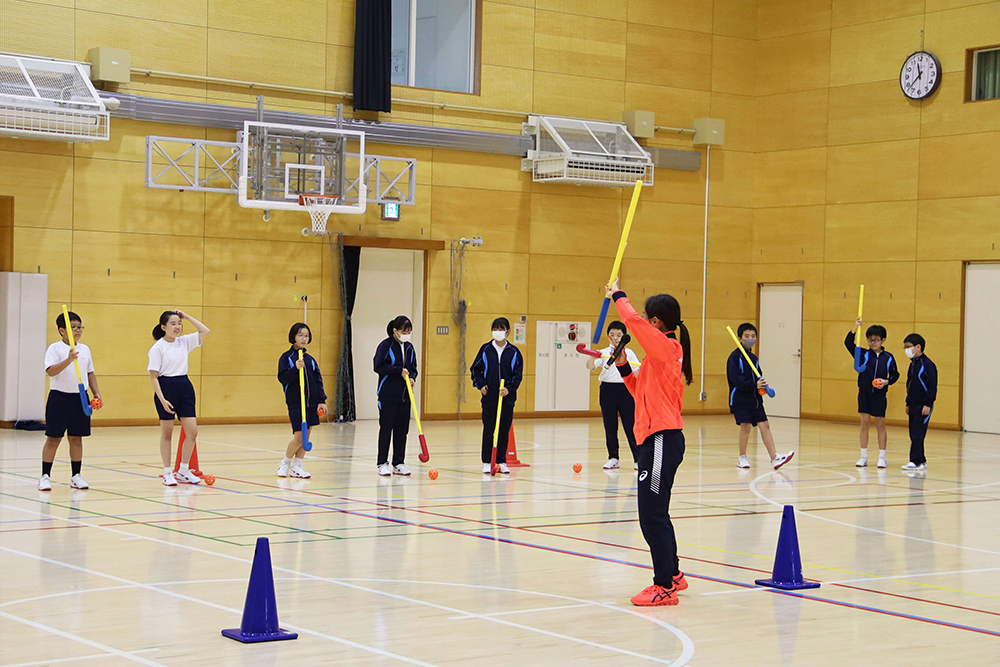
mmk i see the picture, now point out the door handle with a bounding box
[792,352,802,358]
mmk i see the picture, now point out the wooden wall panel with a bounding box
[914,261,962,324]
[757,31,831,96]
[621,201,707,261]
[756,89,830,152]
[626,24,713,91]
[829,16,924,87]
[827,80,921,146]
[201,307,320,376]
[75,10,208,74]
[88,375,167,420]
[924,3,1000,73]
[752,206,826,263]
[72,231,205,306]
[712,37,757,96]
[0,197,11,272]
[821,261,916,323]
[627,0,714,33]
[208,0,325,42]
[207,30,326,89]
[537,0,626,20]
[431,151,529,192]
[531,72,625,121]
[0,1,76,60]
[917,197,1000,261]
[919,133,1000,200]
[751,263,825,320]
[201,376,286,419]
[203,238,323,309]
[326,0,355,47]
[824,201,918,262]
[481,2,535,70]
[528,255,612,317]
[529,193,622,257]
[0,152,73,229]
[714,0,758,39]
[825,139,919,204]
[707,206,754,264]
[534,11,626,80]
[707,150,755,208]
[754,148,827,208]
[758,0,831,39]
[432,188,531,254]
[78,0,208,26]
[709,93,756,153]
[831,0,924,27]
[427,251,529,315]
[13,228,73,303]
[625,84,712,137]
[919,77,1000,139]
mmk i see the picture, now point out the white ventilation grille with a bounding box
[522,116,653,187]
[0,54,110,142]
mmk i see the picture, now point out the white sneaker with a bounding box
[163,471,178,486]
[70,473,89,490]
[856,456,868,468]
[737,455,751,469]
[482,463,492,474]
[176,468,201,484]
[38,474,51,491]
[772,451,795,470]
[603,458,620,470]
[634,461,639,470]
[290,465,311,479]
[393,464,411,476]
[276,460,290,478]
[901,462,927,471]
[877,456,887,469]
[498,463,510,474]
[378,463,392,476]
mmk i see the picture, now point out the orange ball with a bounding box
[204,474,215,486]
[428,469,438,480]
[90,397,102,410]
[317,404,328,418]
[573,463,582,473]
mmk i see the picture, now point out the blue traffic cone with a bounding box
[222,537,298,643]
[754,505,820,591]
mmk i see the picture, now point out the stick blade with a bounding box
[301,422,312,451]
[418,434,429,463]
[79,386,93,416]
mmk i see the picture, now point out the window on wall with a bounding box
[390,0,480,94]
[972,48,1000,101]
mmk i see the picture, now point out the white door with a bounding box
[963,264,1000,433]
[352,248,424,420]
[758,285,803,419]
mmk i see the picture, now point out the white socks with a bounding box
[163,467,172,476]
[293,457,304,467]
[179,463,190,472]
[282,457,292,465]
[860,448,868,458]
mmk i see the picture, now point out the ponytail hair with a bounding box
[152,311,177,340]
[643,294,694,386]
[386,315,412,337]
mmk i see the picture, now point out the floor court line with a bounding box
[1,649,159,667]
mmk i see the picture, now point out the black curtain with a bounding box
[335,238,361,422]
[353,0,392,113]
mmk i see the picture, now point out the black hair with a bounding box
[607,320,627,335]
[288,322,312,344]
[904,333,925,351]
[152,311,180,340]
[737,323,757,337]
[386,315,412,338]
[643,294,693,385]
[56,312,81,330]
[491,317,510,331]
[866,325,887,340]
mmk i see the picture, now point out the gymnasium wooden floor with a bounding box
[1,415,999,666]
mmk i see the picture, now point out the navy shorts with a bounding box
[154,375,197,421]
[733,407,768,427]
[858,391,887,418]
[288,404,321,433]
[45,390,91,438]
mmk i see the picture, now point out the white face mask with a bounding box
[904,347,915,359]
[492,330,507,342]
[741,338,756,350]
[397,332,412,343]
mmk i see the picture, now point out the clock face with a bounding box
[900,51,941,100]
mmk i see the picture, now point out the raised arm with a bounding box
[176,310,210,343]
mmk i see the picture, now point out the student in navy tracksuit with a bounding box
[846,320,900,468]
[902,333,937,472]
[276,323,326,479]
[727,323,794,470]
[470,317,523,475]
[373,315,419,477]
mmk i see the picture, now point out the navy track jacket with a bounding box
[277,346,326,408]
[906,354,937,408]
[470,342,523,400]
[844,331,900,394]
[726,347,763,413]
[373,337,418,404]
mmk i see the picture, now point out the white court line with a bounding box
[0,610,166,666]
[748,471,1000,556]
[0,503,695,667]
[0,545,437,667]
[1,648,160,667]
[447,602,592,620]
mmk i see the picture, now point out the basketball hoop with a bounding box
[299,194,340,236]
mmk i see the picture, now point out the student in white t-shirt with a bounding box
[148,310,210,486]
[587,320,641,471]
[39,311,102,492]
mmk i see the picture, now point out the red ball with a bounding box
[317,404,328,418]
[90,397,102,410]
[204,474,215,486]
[572,463,582,473]
[872,379,881,388]
[428,469,439,480]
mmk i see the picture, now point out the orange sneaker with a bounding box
[630,584,678,606]
[673,572,689,591]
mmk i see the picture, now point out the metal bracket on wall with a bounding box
[145,135,417,205]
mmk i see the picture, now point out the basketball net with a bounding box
[299,195,340,235]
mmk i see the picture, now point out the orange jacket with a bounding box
[612,292,685,442]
